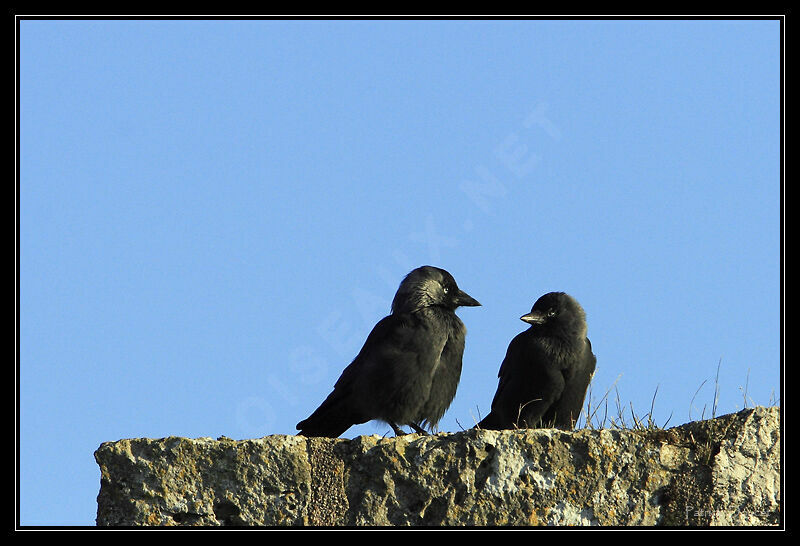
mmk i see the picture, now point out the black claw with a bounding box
[410,422,428,435]
[389,422,407,436]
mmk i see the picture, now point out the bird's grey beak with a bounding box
[455,290,481,307]
[520,311,546,324]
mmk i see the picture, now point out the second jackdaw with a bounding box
[477,292,596,431]
[296,265,480,437]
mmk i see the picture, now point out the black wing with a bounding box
[548,337,596,429]
[296,312,441,437]
[478,332,566,430]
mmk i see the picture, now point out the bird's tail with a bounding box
[296,390,364,438]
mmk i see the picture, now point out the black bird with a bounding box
[296,265,481,437]
[477,292,596,431]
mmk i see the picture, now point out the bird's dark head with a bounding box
[391,266,481,314]
[520,292,588,339]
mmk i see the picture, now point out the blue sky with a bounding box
[18,18,781,526]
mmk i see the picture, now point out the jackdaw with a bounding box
[296,265,481,437]
[477,292,596,431]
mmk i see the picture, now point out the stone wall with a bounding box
[94,406,781,526]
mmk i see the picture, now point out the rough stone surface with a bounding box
[94,406,781,526]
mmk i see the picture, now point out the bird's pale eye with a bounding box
[443,287,449,294]
[547,308,557,317]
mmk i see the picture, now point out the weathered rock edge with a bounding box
[94,406,780,526]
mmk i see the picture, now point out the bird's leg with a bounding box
[409,422,429,435]
[388,422,407,436]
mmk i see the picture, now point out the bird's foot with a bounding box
[409,423,429,435]
[389,422,407,436]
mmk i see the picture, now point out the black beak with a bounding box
[455,290,481,307]
[520,310,546,324]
